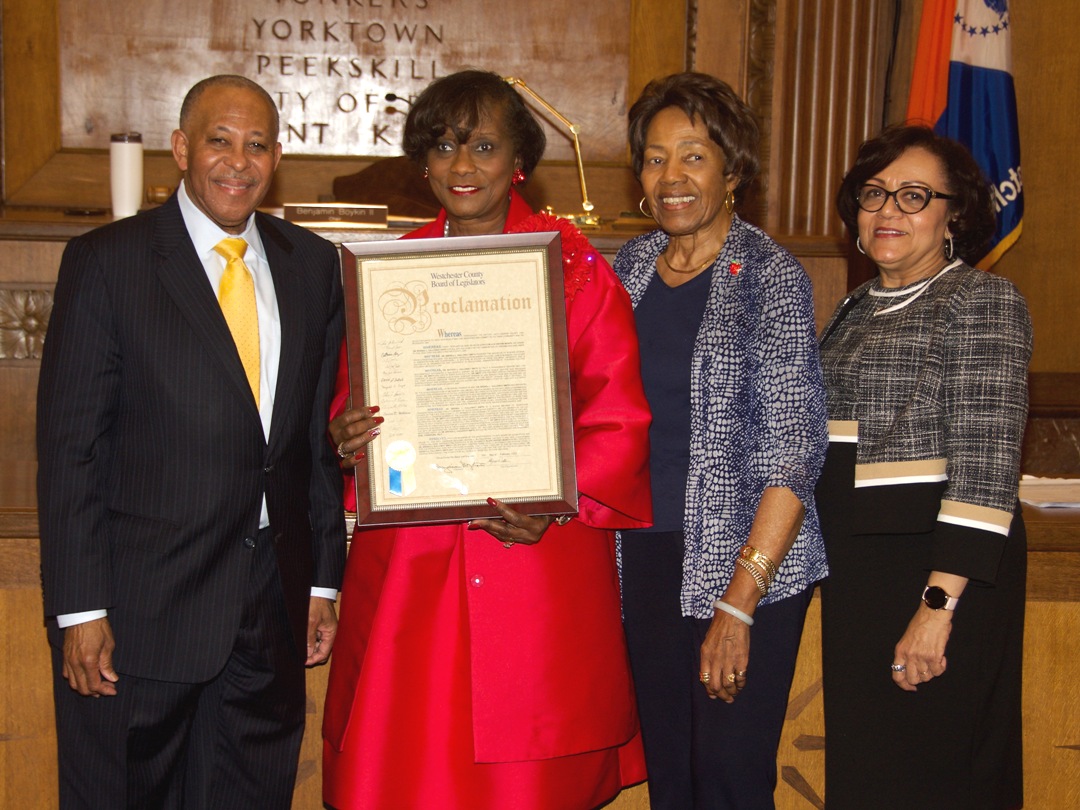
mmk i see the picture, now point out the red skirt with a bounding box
[322,523,646,810]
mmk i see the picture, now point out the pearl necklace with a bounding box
[869,259,961,316]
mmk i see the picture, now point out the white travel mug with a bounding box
[110,132,144,218]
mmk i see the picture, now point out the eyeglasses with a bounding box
[856,184,956,214]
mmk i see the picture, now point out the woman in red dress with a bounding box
[322,69,653,809]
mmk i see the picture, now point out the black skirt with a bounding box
[816,444,1025,809]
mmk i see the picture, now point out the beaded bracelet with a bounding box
[735,556,770,597]
[713,598,755,626]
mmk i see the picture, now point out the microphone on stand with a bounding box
[384,93,412,115]
[505,76,599,228]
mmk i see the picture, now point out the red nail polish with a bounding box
[369,405,381,414]
[373,416,385,425]
[486,497,497,507]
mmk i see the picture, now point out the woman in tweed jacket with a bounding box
[615,72,828,809]
[817,126,1032,808]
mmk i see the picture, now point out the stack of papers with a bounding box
[1018,477,1080,508]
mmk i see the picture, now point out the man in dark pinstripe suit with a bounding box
[37,75,345,808]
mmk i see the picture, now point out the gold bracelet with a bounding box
[747,555,775,590]
[740,545,779,582]
[735,556,770,597]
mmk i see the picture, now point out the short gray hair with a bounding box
[178,75,279,142]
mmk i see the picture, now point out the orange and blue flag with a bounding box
[906,0,1022,268]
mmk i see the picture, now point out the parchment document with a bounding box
[354,245,566,515]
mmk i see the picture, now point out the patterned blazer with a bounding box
[615,217,828,618]
[819,261,1032,583]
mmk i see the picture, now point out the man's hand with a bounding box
[306,596,338,666]
[62,618,119,696]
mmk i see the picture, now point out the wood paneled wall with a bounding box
[677,1,891,306]
[695,0,1080,374]
[0,239,64,462]
[767,0,890,238]
[990,1,1080,372]
[830,0,1080,373]
[0,0,60,199]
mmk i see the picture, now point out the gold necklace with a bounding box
[660,249,721,275]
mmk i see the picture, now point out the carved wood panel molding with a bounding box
[687,1,700,71]
[0,287,52,361]
[746,0,778,227]
[767,0,891,239]
[688,0,887,242]
[56,0,631,163]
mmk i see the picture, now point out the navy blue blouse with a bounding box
[631,267,712,532]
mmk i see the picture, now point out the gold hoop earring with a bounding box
[856,237,866,255]
[639,197,654,220]
[724,191,736,214]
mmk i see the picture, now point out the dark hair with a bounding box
[627,72,760,192]
[836,125,995,262]
[179,75,279,142]
[402,70,546,176]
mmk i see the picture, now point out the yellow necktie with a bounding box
[214,237,260,408]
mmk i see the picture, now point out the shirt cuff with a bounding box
[56,609,108,628]
[311,587,338,601]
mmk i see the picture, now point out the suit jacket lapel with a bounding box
[258,214,302,453]
[151,197,262,418]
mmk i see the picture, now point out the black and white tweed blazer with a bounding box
[819,261,1032,583]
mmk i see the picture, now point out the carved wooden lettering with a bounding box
[59,0,630,160]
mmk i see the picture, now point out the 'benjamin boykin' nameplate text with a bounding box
[285,203,389,229]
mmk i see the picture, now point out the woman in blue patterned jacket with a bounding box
[817,126,1031,808]
[614,72,828,809]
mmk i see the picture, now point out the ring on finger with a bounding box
[890,663,906,672]
[735,670,747,678]
[726,673,737,684]
[336,441,349,458]
[699,672,711,684]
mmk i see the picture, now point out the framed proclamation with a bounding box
[340,232,578,527]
